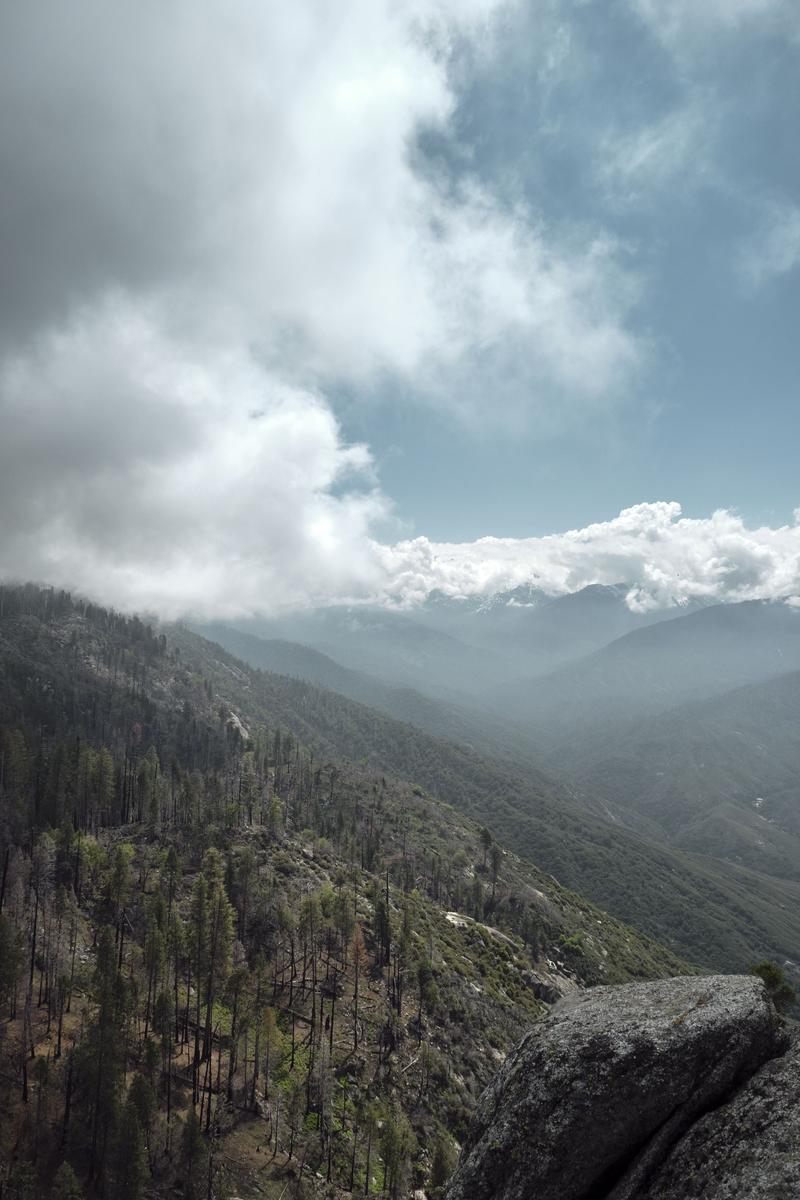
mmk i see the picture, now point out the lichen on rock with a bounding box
[444,974,788,1200]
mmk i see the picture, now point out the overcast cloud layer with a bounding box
[1,1,798,617]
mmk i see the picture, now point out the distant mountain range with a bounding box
[190,594,800,972]
[225,606,516,702]
[418,582,696,670]
[222,583,707,701]
[491,599,800,743]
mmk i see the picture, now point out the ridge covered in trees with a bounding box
[170,621,800,973]
[0,584,687,1199]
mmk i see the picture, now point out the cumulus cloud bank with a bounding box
[0,0,648,611]
[0,299,386,618]
[1,2,796,618]
[379,503,800,611]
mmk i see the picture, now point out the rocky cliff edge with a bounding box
[444,974,795,1200]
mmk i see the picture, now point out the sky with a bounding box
[1,0,799,616]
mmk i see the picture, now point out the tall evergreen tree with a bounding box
[111,1098,148,1200]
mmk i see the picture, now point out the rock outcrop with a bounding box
[444,974,790,1200]
[640,1040,800,1199]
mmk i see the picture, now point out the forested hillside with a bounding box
[190,622,535,760]
[0,585,685,1200]
[169,624,800,973]
[561,670,800,878]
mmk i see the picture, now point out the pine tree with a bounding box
[77,925,127,1181]
[430,1136,455,1195]
[0,912,22,1014]
[351,924,369,1050]
[200,849,234,1068]
[490,842,502,908]
[142,918,165,1041]
[128,1073,158,1163]
[379,1108,417,1199]
[189,871,209,1101]
[416,957,438,1028]
[110,1098,147,1200]
[751,961,796,1013]
[180,1108,207,1200]
[224,965,250,1101]
[51,1161,84,1200]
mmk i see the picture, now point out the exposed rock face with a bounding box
[640,1042,800,1199]
[444,974,789,1200]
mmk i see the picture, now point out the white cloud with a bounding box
[413,201,643,426]
[0,0,641,414]
[739,202,800,288]
[376,502,800,610]
[0,0,651,614]
[0,300,387,618]
[7,321,800,629]
[596,103,713,205]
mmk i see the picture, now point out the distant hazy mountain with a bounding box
[192,621,540,760]
[492,600,800,743]
[229,585,703,702]
[226,606,516,701]
[417,582,714,678]
[560,668,800,880]
[421,582,550,623]
[419,583,656,669]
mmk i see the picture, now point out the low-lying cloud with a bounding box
[379,502,800,612]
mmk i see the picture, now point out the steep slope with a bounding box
[0,584,689,1199]
[0,585,687,986]
[6,584,799,977]
[561,670,800,879]
[166,629,800,972]
[492,599,800,742]
[191,621,546,767]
